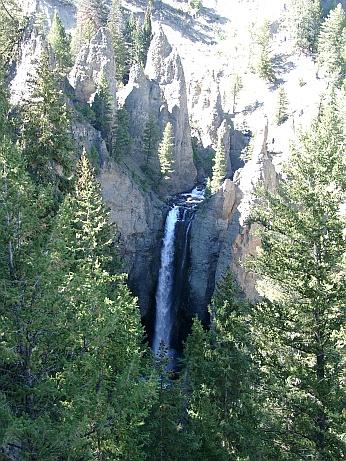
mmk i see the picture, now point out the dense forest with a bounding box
[0,0,345,460]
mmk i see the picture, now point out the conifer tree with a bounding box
[114,108,132,160]
[46,153,155,459]
[275,85,289,125]
[286,0,322,54]
[73,0,109,53]
[183,275,264,460]
[318,3,346,86]
[142,2,153,65]
[0,0,23,66]
[210,136,227,193]
[249,96,346,460]
[20,51,74,193]
[230,73,243,113]
[255,20,275,82]
[48,11,72,70]
[158,122,175,180]
[142,115,160,167]
[91,70,115,154]
[108,0,126,85]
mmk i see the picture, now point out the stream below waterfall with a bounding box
[152,186,205,367]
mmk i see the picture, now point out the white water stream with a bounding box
[152,187,204,362]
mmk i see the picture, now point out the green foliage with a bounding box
[286,0,322,54]
[73,0,109,53]
[230,73,243,113]
[91,70,115,153]
[189,0,203,15]
[124,10,152,70]
[249,95,346,460]
[108,0,127,85]
[210,135,227,194]
[114,108,132,160]
[20,51,74,194]
[158,122,175,180]
[183,275,264,460]
[275,84,289,125]
[0,0,24,67]
[142,115,160,168]
[48,12,72,70]
[254,20,276,82]
[318,3,346,86]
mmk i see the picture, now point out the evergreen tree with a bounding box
[230,73,243,113]
[142,115,160,168]
[286,0,322,54]
[142,2,153,66]
[73,0,109,53]
[0,0,23,67]
[249,96,346,460]
[114,108,132,160]
[275,85,289,125]
[20,51,74,193]
[183,275,264,460]
[210,136,227,193]
[108,0,127,85]
[91,70,115,154]
[255,20,276,82]
[318,3,346,86]
[46,153,155,459]
[158,122,175,180]
[48,11,72,70]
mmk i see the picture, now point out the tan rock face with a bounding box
[69,28,117,117]
[100,162,166,318]
[144,26,197,192]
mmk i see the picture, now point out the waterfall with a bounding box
[152,206,180,356]
[152,187,204,365]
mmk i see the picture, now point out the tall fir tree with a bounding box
[45,153,155,459]
[73,0,109,53]
[210,135,227,193]
[142,2,153,66]
[48,11,72,71]
[317,3,346,86]
[249,95,346,460]
[114,108,132,160]
[91,70,115,154]
[142,115,160,168]
[255,20,276,82]
[275,85,289,125]
[20,51,74,194]
[286,0,322,54]
[183,275,265,460]
[158,122,175,180]
[108,0,127,85]
[0,0,23,67]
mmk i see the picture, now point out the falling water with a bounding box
[152,187,204,364]
[152,206,180,356]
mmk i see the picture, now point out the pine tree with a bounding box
[20,51,74,193]
[0,0,23,66]
[318,3,346,86]
[142,2,153,66]
[91,70,115,154]
[183,275,264,460]
[0,72,65,460]
[158,122,175,180]
[48,11,72,70]
[108,0,127,85]
[46,153,155,459]
[114,108,132,160]
[230,73,243,113]
[255,20,276,82]
[275,85,289,125]
[286,0,322,54]
[249,96,346,460]
[142,115,160,168]
[73,0,109,53]
[210,136,227,193]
